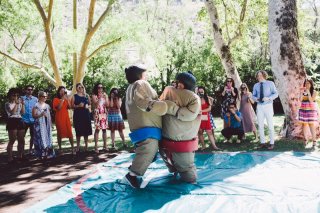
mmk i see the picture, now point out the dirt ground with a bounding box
[0,149,119,213]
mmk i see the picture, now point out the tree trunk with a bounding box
[72,0,78,91]
[204,0,242,88]
[268,0,319,138]
[73,0,117,90]
[44,23,63,86]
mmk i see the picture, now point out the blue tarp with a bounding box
[26,152,320,213]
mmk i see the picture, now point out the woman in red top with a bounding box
[197,86,219,150]
[53,86,74,154]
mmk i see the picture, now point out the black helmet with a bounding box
[176,71,196,91]
[125,65,147,84]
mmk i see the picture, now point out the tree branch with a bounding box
[88,0,96,30]
[87,37,121,60]
[228,0,248,46]
[41,44,48,64]
[47,0,54,24]
[8,30,20,53]
[33,0,47,22]
[0,51,40,69]
[91,0,116,34]
[20,35,30,51]
[221,0,231,42]
[0,51,56,85]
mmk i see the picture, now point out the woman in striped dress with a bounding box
[108,88,126,148]
[298,79,318,147]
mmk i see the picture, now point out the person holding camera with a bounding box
[108,88,125,149]
[32,91,55,159]
[197,86,219,150]
[221,78,238,118]
[298,79,318,147]
[91,83,109,153]
[239,83,257,139]
[71,83,92,153]
[53,86,74,154]
[221,103,244,143]
[5,88,25,163]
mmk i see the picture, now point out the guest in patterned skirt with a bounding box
[298,79,318,147]
[92,83,109,153]
[32,91,55,159]
[108,88,125,148]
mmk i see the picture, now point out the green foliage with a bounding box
[0,0,319,119]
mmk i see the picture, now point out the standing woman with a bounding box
[108,88,126,148]
[197,86,219,150]
[5,88,25,163]
[71,83,92,152]
[298,79,318,147]
[53,86,74,154]
[32,91,55,159]
[221,78,238,118]
[91,83,108,152]
[239,83,257,138]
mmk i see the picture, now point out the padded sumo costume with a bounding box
[159,72,201,183]
[125,66,167,177]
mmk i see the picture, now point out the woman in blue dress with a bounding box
[32,91,55,159]
[71,83,92,152]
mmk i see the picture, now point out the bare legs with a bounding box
[198,129,205,150]
[111,129,126,148]
[198,129,219,150]
[303,123,317,146]
[94,129,108,152]
[7,129,25,162]
[76,135,89,152]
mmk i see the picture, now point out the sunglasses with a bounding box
[27,88,33,91]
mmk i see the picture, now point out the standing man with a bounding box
[21,85,38,155]
[252,70,279,150]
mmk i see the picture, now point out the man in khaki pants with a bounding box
[124,65,167,188]
[159,71,201,183]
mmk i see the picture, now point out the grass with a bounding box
[0,115,318,155]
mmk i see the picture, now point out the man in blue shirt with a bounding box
[21,85,38,154]
[221,103,244,143]
[252,70,279,150]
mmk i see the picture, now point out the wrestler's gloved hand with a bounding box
[164,100,179,116]
[149,100,168,116]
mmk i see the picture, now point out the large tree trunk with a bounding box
[44,23,63,86]
[204,0,242,88]
[33,0,63,87]
[268,0,319,138]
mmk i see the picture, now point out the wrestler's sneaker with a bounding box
[125,173,140,188]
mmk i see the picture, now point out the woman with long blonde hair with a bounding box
[71,83,92,152]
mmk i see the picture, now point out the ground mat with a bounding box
[26,152,320,213]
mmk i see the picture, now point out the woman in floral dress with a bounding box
[92,83,109,152]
